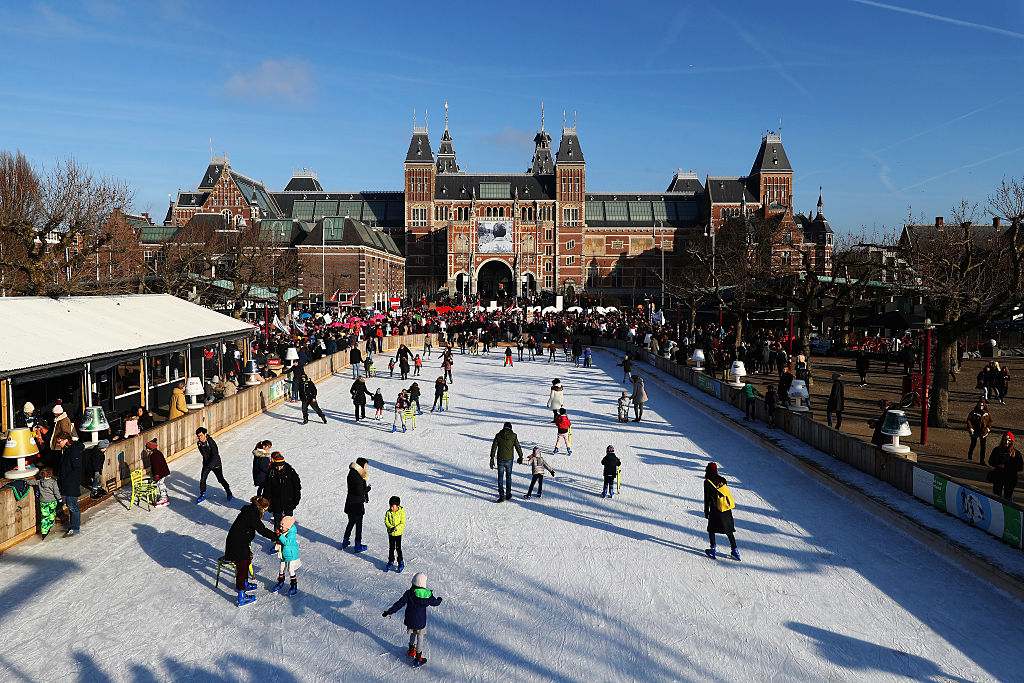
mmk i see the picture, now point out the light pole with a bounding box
[703,224,720,328]
[922,318,932,445]
[655,220,666,311]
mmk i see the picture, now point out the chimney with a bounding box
[935,216,943,229]
[993,216,1001,229]
[141,212,151,223]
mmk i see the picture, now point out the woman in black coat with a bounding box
[225,496,278,603]
[350,377,373,421]
[703,462,740,561]
[342,457,370,552]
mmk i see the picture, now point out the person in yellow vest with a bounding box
[703,462,740,561]
[168,381,188,420]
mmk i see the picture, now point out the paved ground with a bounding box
[738,354,1023,506]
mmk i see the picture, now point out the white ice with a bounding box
[2,347,1022,682]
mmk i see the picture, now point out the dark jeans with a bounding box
[444,368,453,382]
[633,403,644,421]
[354,404,366,420]
[993,481,1017,500]
[200,466,231,494]
[527,473,544,496]
[827,410,843,429]
[412,397,421,412]
[496,459,513,498]
[433,394,444,409]
[744,399,756,420]
[302,399,326,422]
[234,551,253,591]
[344,514,363,545]
[64,495,81,531]
[968,434,987,462]
[388,535,404,564]
[602,473,616,493]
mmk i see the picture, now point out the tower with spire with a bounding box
[554,110,585,293]
[530,103,554,175]
[436,102,460,174]
[404,108,437,287]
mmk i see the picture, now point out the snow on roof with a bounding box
[0,294,254,376]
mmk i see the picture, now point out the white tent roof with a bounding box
[0,295,254,376]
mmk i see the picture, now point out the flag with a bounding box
[272,314,290,334]
[329,289,340,302]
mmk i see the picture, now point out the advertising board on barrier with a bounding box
[695,373,721,399]
[913,467,1023,548]
[267,378,288,403]
[477,221,514,253]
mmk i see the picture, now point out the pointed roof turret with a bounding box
[750,132,792,176]
[436,102,460,173]
[816,186,824,218]
[556,111,584,164]
[405,108,434,164]
[530,103,554,174]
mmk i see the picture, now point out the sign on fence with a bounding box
[694,373,721,399]
[267,379,288,403]
[913,467,1023,548]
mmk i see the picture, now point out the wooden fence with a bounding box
[0,333,430,552]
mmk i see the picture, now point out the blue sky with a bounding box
[2,0,1023,234]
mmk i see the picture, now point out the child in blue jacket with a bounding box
[272,515,301,595]
[383,572,443,667]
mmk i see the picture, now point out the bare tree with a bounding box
[0,151,133,295]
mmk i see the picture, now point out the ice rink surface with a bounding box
[2,348,1022,682]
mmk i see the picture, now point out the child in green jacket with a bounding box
[742,381,763,422]
[386,496,406,573]
[272,516,301,595]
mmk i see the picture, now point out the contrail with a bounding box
[898,144,1024,192]
[849,0,1024,40]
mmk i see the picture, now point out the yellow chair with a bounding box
[128,468,156,511]
[404,406,416,430]
[215,554,254,588]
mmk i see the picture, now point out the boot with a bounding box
[407,646,417,658]
[271,574,285,592]
[288,577,297,596]
[196,493,206,503]
[730,547,741,561]
[237,590,256,606]
[225,489,233,501]
[244,581,257,591]
[704,545,717,559]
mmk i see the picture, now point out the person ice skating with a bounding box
[55,436,83,536]
[617,391,631,423]
[424,336,433,358]
[583,347,592,368]
[342,458,370,552]
[399,354,410,381]
[553,408,572,454]
[225,496,279,606]
[703,462,740,560]
[350,376,373,421]
[616,355,633,383]
[742,381,762,422]
[145,438,170,506]
[856,349,870,387]
[524,446,555,499]
[385,495,406,572]
[195,427,232,503]
[489,422,523,502]
[504,347,514,367]
[393,390,411,433]
[414,354,422,377]
[546,379,564,421]
[527,337,537,360]
[827,373,845,429]
[300,375,328,424]
[363,357,374,378]
[765,385,779,429]
[988,432,1022,499]
[271,515,301,596]
[28,467,61,538]
[382,572,443,668]
[373,389,386,419]
[966,399,992,464]
[431,376,448,412]
[252,440,272,496]
[388,358,396,377]
[601,445,620,498]
[265,453,301,532]
[548,341,557,362]
[517,339,524,362]
[350,344,363,378]
[630,375,648,422]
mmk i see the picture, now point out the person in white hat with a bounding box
[382,572,443,668]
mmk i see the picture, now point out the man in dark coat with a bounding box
[350,376,373,421]
[350,345,363,378]
[826,372,845,429]
[299,375,327,424]
[855,350,870,386]
[489,422,523,503]
[343,458,370,551]
[196,427,232,503]
[55,436,83,537]
[988,432,1022,500]
[264,453,301,531]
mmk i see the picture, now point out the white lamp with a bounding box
[691,349,705,371]
[880,410,913,454]
[788,379,810,411]
[244,360,262,386]
[80,406,110,444]
[729,360,747,388]
[185,376,205,409]
[2,428,40,479]
[284,347,299,362]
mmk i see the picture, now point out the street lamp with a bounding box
[654,220,665,312]
[922,318,932,445]
[703,224,720,328]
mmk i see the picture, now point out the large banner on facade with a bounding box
[477,220,514,254]
[913,467,1023,548]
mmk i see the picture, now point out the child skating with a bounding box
[523,446,555,498]
[601,445,620,498]
[393,390,410,432]
[617,391,630,423]
[504,347,514,367]
[413,354,422,376]
[373,389,385,420]
[28,467,61,538]
[382,572,443,668]
[272,515,301,595]
[388,358,396,377]
[553,408,572,454]
[385,495,405,572]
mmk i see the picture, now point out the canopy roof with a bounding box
[0,295,254,377]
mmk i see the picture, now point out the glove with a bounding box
[517,458,523,464]
[365,485,371,492]
[436,597,443,603]
[382,611,390,618]
[490,461,495,470]
[551,471,556,477]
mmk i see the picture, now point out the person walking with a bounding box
[765,385,778,429]
[195,427,232,503]
[630,375,648,422]
[342,457,370,552]
[55,436,83,537]
[546,379,565,422]
[264,453,301,532]
[966,399,992,464]
[489,421,523,503]
[703,462,740,561]
[299,375,328,424]
[225,496,278,606]
[350,376,373,421]
[826,373,845,429]
[988,432,1022,500]
[856,350,869,387]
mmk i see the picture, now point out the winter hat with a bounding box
[272,453,286,463]
[412,572,427,588]
[52,405,64,415]
[1005,432,1015,445]
[95,439,110,450]
[705,462,719,476]
[832,373,842,380]
[280,516,295,531]
[552,378,561,385]
[389,495,401,507]
[23,402,34,413]
[559,407,567,414]
[503,421,512,430]
[146,438,158,449]
[606,445,615,454]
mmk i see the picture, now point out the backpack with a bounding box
[708,479,736,512]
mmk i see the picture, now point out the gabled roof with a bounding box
[665,172,705,195]
[228,170,281,219]
[283,174,323,192]
[434,174,556,202]
[163,201,175,225]
[270,191,404,227]
[750,134,792,175]
[901,222,1005,248]
[556,129,584,163]
[706,177,758,204]
[298,216,404,257]
[140,225,180,243]
[177,191,210,207]
[197,162,227,190]
[406,131,434,164]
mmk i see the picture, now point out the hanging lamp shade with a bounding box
[80,406,110,433]
[3,427,40,479]
[284,347,299,362]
